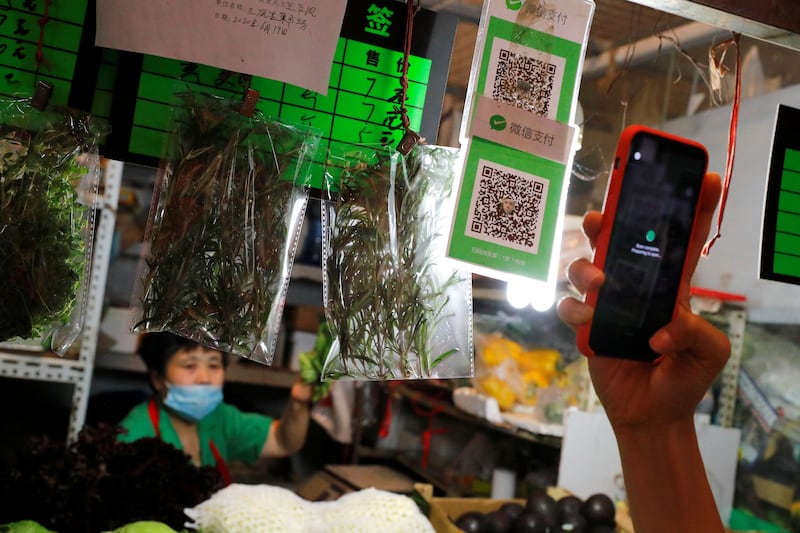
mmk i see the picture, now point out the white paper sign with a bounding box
[557,409,741,525]
[95,0,347,95]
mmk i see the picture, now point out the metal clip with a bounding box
[240,88,259,117]
[31,80,54,111]
[396,129,421,155]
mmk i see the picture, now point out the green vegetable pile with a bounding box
[0,104,100,345]
[0,424,223,532]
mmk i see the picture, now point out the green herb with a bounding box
[299,320,334,401]
[0,104,99,344]
[323,146,464,380]
[134,90,316,360]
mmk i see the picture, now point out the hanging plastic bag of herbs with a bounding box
[131,89,319,364]
[321,144,474,381]
[0,92,104,354]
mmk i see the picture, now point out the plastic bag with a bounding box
[321,144,473,380]
[131,89,319,363]
[472,312,589,421]
[0,94,103,354]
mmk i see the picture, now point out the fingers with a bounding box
[558,256,605,330]
[556,295,593,330]
[582,210,603,249]
[567,257,605,295]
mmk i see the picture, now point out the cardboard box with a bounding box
[295,464,418,502]
[416,483,634,533]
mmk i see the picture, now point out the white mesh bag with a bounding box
[184,484,311,533]
[309,488,435,533]
[185,484,434,533]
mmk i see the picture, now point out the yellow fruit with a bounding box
[480,376,516,410]
[523,368,551,388]
[514,348,560,373]
[482,334,524,366]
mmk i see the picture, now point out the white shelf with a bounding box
[94,349,299,389]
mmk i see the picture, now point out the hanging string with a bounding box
[396,0,422,154]
[702,33,741,256]
[34,0,53,82]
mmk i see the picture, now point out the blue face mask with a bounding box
[163,384,223,422]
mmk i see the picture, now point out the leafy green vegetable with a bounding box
[298,321,334,402]
[0,101,102,347]
[133,90,318,361]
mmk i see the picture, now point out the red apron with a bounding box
[148,397,232,486]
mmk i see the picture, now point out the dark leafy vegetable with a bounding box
[0,102,101,347]
[0,424,223,532]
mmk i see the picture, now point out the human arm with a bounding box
[557,172,730,533]
[260,378,313,458]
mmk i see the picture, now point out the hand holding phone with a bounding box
[576,125,709,361]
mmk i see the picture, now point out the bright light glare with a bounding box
[506,281,531,309]
[530,283,556,312]
[505,280,556,311]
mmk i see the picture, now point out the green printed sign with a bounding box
[0,0,89,105]
[448,0,593,283]
[761,105,800,285]
[448,137,565,280]
[100,0,455,192]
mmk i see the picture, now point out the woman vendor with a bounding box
[118,331,313,484]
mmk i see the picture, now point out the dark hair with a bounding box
[137,332,229,376]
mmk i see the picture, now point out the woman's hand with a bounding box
[557,172,730,429]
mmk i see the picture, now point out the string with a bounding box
[34,0,53,82]
[703,33,741,256]
[398,0,416,133]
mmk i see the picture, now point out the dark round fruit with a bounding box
[455,511,488,533]
[558,511,588,532]
[557,495,583,518]
[486,509,514,533]
[580,493,616,526]
[525,491,559,529]
[499,501,525,522]
[513,510,548,533]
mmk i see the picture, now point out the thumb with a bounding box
[650,309,730,376]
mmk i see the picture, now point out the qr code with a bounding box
[466,160,549,254]
[492,47,557,116]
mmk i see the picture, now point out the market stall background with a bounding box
[1,0,800,531]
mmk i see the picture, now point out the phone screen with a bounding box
[589,131,707,359]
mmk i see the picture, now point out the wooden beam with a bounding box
[626,0,800,50]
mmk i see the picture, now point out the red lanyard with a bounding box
[148,397,232,486]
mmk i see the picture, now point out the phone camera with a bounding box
[633,151,642,161]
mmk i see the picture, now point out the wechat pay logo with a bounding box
[489,114,507,131]
[506,0,522,10]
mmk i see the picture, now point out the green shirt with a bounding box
[118,398,272,466]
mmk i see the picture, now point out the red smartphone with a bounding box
[576,125,709,361]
